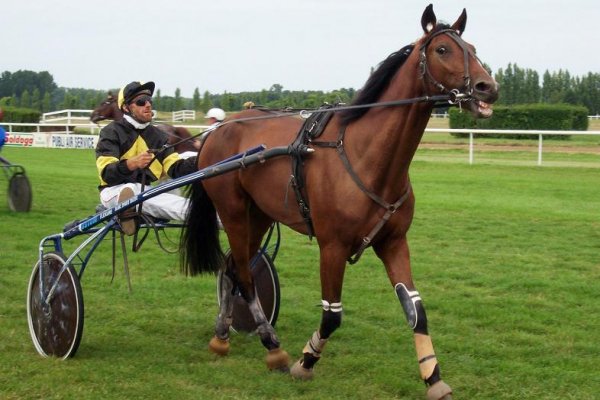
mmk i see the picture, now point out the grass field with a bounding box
[0,146,599,399]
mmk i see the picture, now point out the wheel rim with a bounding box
[27,253,84,358]
[8,173,32,212]
[217,252,280,332]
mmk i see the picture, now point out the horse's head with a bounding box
[90,97,122,123]
[418,4,498,118]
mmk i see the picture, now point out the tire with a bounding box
[8,173,32,212]
[27,252,84,359]
[216,252,280,333]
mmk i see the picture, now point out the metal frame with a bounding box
[35,144,292,321]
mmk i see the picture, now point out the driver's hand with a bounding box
[126,151,155,170]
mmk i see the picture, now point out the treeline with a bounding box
[1,65,599,116]
[494,63,600,114]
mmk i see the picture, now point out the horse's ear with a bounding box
[451,8,467,36]
[421,4,436,33]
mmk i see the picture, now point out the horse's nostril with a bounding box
[475,81,492,93]
[472,80,499,103]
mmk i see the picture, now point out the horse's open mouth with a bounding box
[468,99,493,119]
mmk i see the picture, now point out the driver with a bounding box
[95,81,197,235]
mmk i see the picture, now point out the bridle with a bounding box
[91,99,119,123]
[418,28,479,100]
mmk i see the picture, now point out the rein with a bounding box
[155,91,469,156]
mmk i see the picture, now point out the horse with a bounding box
[90,98,199,154]
[182,5,497,400]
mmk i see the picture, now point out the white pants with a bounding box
[100,183,189,221]
[178,151,197,159]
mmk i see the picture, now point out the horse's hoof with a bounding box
[208,336,230,356]
[426,380,452,400]
[265,348,290,372]
[290,360,314,380]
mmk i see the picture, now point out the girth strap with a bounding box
[312,125,412,264]
[288,104,337,238]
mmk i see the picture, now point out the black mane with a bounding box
[339,24,453,125]
[339,44,415,125]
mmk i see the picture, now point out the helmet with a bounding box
[206,108,226,122]
[118,81,155,109]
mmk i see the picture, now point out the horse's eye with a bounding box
[435,46,447,55]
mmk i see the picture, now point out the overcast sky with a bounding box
[4,1,598,97]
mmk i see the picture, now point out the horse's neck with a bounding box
[346,62,432,179]
[112,105,124,120]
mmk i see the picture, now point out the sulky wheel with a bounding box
[217,252,280,333]
[27,252,84,359]
[8,172,32,212]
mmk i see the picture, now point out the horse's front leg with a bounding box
[291,244,347,380]
[374,236,452,400]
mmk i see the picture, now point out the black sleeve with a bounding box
[168,156,198,179]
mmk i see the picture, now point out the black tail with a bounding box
[180,182,224,276]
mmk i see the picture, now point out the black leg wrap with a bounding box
[298,307,342,371]
[320,309,342,339]
[424,363,441,386]
[301,353,320,370]
[256,323,280,350]
[413,301,428,335]
[395,283,429,335]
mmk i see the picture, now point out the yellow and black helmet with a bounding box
[117,81,155,109]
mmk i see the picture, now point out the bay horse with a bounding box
[90,98,199,154]
[183,5,498,400]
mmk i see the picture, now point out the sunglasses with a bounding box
[130,95,153,107]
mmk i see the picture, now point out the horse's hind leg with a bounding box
[209,256,236,355]
[211,205,290,371]
[374,236,452,400]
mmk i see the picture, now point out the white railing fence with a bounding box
[172,110,196,122]
[425,128,600,166]
[430,113,600,120]
[3,121,599,166]
[41,109,93,124]
[41,109,195,124]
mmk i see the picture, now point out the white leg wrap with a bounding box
[302,330,328,358]
[321,300,343,313]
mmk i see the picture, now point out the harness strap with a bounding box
[287,104,338,238]
[347,186,411,265]
[312,125,412,264]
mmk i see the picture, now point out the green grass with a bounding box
[1,147,599,399]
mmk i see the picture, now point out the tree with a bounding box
[174,88,183,110]
[193,88,201,111]
[42,92,51,112]
[31,88,41,111]
[202,91,212,112]
[0,70,57,98]
[154,89,162,111]
[20,89,31,109]
[494,63,541,105]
